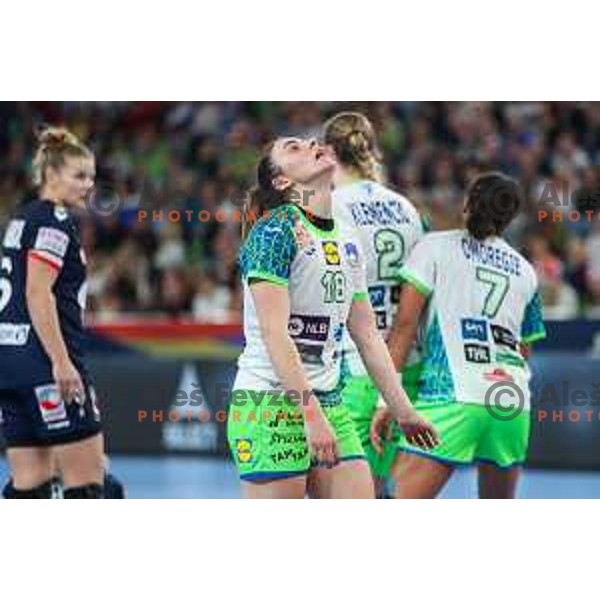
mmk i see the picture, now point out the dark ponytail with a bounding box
[242,144,291,239]
[465,172,522,240]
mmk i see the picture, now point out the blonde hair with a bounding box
[323,111,383,182]
[32,126,92,187]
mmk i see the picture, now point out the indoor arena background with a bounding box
[1,101,600,498]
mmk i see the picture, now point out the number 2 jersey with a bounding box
[234,203,368,394]
[332,180,425,377]
[0,199,89,389]
[400,230,546,409]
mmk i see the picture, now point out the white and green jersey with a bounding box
[234,203,368,394]
[400,230,546,408]
[332,180,424,377]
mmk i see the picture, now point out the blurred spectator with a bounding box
[527,234,579,320]
[1,101,600,320]
[192,269,232,323]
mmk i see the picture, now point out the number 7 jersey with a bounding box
[400,230,546,408]
[0,200,89,388]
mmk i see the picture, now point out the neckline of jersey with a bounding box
[291,204,338,238]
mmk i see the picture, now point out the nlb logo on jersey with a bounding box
[321,241,340,265]
[461,318,488,342]
[288,314,330,342]
[34,384,68,424]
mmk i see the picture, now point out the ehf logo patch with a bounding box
[34,384,68,424]
[321,241,340,265]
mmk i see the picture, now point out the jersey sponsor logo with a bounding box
[34,227,70,259]
[34,384,69,424]
[368,285,385,308]
[483,367,514,382]
[375,310,387,330]
[2,219,25,250]
[293,221,317,254]
[495,351,526,368]
[0,324,30,346]
[288,314,330,342]
[321,241,340,265]
[461,318,488,342]
[464,343,491,363]
[343,242,360,267]
[235,439,254,464]
[491,324,518,350]
[294,342,325,365]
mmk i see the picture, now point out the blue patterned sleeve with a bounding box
[239,214,298,287]
[521,292,546,344]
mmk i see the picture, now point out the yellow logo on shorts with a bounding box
[236,439,253,464]
[322,241,340,265]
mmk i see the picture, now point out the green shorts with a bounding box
[341,363,421,480]
[227,389,365,481]
[398,401,530,468]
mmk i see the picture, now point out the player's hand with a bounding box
[304,406,339,469]
[370,407,394,455]
[52,359,84,405]
[395,408,440,451]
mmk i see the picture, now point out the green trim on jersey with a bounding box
[247,271,289,287]
[399,266,432,297]
[352,291,369,302]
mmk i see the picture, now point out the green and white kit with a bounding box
[398,230,546,467]
[229,203,368,480]
[333,180,425,478]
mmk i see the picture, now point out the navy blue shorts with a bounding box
[0,381,102,448]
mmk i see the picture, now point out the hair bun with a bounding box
[37,125,80,149]
[348,130,368,153]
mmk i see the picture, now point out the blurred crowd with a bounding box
[1,101,599,321]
